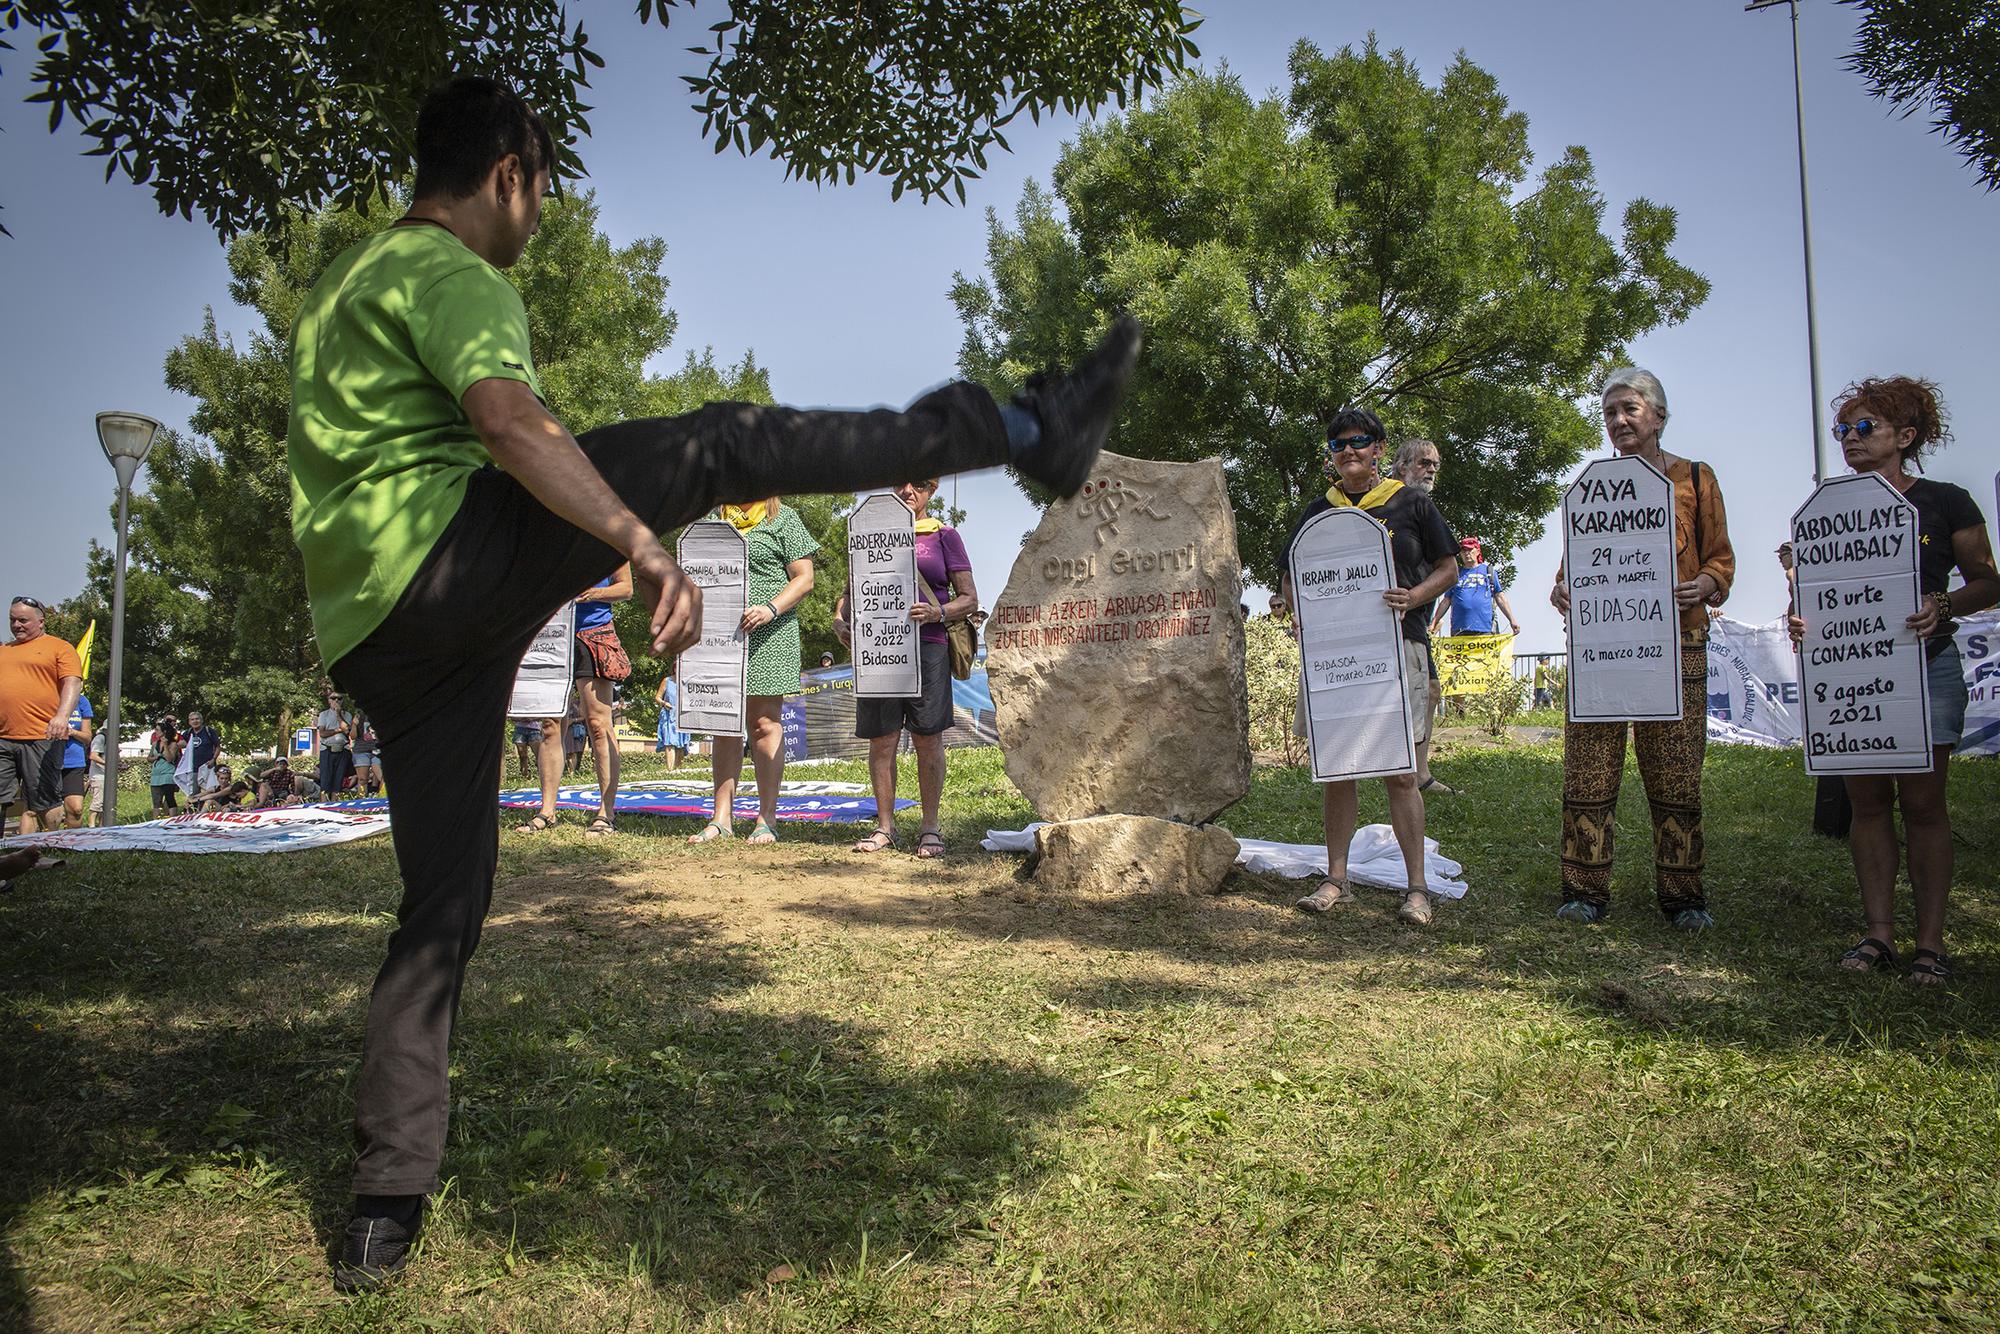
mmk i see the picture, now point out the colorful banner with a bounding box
[1433,632,1515,697]
[323,778,912,823]
[0,805,391,855]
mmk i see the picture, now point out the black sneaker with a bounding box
[333,1212,415,1293]
[1010,313,1143,498]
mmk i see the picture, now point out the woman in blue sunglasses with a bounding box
[1790,376,1998,985]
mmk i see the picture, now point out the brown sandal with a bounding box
[851,829,897,853]
[914,830,946,860]
[513,813,558,834]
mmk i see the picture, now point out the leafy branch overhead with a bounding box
[1839,0,2000,191]
[0,0,1201,239]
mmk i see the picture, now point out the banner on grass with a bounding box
[0,805,391,855]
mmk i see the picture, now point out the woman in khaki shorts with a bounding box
[1279,409,1459,925]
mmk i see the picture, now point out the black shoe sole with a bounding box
[1013,314,1143,498]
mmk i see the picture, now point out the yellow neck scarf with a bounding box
[912,514,943,534]
[1327,477,1403,511]
[722,501,770,531]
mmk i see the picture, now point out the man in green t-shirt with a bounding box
[303,77,1140,1293]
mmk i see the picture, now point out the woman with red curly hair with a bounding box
[1792,376,1998,986]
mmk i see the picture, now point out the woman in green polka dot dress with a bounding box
[688,496,820,845]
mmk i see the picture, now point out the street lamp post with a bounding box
[95,411,162,828]
[1747,0,1830,482]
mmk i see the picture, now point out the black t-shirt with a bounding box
[1284,486,1459,643]
[1906,478,1987,637]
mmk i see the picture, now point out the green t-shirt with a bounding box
[288,224,544,667]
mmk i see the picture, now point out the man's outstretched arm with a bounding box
[462,378,700,654]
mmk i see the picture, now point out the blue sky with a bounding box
[2,1,1995,655]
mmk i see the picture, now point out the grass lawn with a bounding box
[4,735,1998,1330]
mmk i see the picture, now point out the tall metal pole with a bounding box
[100,476,134,828]
[1785,0,1829,481]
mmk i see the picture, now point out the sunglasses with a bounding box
[11,597,45,612]
[1831,418,1883,441]
[1325,434,1378,454]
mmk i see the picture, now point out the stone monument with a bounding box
[986,451,1250,895]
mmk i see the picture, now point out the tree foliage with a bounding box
[952,43,1710,587]
[1840,0,2000,191]
[1,0,1200,238]
[60,191,769,745]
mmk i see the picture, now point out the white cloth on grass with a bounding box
[980,822,1468,899]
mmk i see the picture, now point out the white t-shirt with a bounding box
[317,708,351,752]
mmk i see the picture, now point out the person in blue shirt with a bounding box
[49,694,93,828]
[1430,537,1521,638]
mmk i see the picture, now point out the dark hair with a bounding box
[1327,407,1386,443]
[412,77,557,201]
[1833,375,1951,471]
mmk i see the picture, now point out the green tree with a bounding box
[951,43,1710,586]
[66,190,768,745]
[1841,0,2000,191]
[2,0,1200,238]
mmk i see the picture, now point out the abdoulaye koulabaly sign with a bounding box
[1288,506,1415,782]
[676,520,749,737]
[847,494,922,699]
[1563,455,1682,722]
[1791,472,1931,774]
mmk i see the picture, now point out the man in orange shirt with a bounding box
[1,597,83,836]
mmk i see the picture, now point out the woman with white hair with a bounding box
[1550,367,1735,929]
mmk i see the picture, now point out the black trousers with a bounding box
[330,385,1007,1194]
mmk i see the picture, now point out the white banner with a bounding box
[676,520,750,737]
[1288,506,1414,782]
[1,805,391,855]
[848,494,922,699]
[1704,612,1999,757]
[1563,455,1682,722]
[1791,473,1932,774]
[508,603,575,720]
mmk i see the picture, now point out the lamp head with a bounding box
[96,412,161,489]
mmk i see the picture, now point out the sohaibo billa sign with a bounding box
[1791,472,1932,774]
[847,494,921,699]
[508,602,575,720]
[1288,506,1415,782]
[675,520,750,737]
[1563,455,1682,722]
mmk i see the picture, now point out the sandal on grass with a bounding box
[1907,948,1953,987]
[914,830,946,860]
[851,829,897,854]
[1295,879,1355,912]
[585,816,615,838]
[1839,936,1897,973]
[1418,776,1456,795]
[687,822,728,845]
[746,821,779,846]
[513,813,558,834]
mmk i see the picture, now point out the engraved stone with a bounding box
[986,451,1251,824]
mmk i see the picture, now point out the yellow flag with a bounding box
[1433,632,1515,697]
[76,621,96,679]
